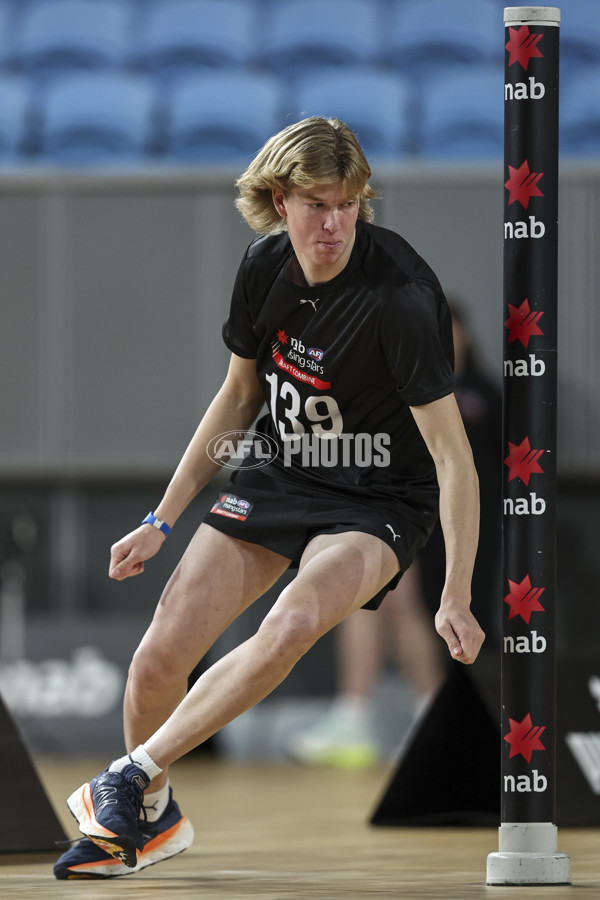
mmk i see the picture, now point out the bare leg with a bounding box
[336,608,382,700]
[142,531,399,771]
[123,524,291,789]
[385,562,445,700]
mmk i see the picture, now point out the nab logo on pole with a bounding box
[504,299,545,377]
[505,160,544,209]
[504,713,548,794]
[504,159,545,239]
[504,574,546,624]
[505,299,544,347]
[504,437,546,515]
[504,711,548,801]
[504,437,545,485]
[505,25,544,70]
[504,713,546,763]
[504,574,547,655]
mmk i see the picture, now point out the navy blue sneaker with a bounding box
[66,762,150,868]
[55,789,193,879]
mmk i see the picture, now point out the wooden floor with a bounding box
[1,756,599,898]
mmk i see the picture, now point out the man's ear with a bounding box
[272,188,288,218]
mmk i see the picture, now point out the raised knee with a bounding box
[258,603,321,662]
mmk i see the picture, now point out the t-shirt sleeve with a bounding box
[222,254,259,359]
[379,279,456,406]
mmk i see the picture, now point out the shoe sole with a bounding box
[58,817,195,879]
[67,783,138,868]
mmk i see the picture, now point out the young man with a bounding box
[54,117,484,879]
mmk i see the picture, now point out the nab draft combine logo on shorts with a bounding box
[504,574,546,624]
[504,713,546,763]
[504,437,545,486]
[207,430,278,469]
[506,25,544,70]
[505,159,544,210]
[505,299,544,348]
[210,493,254,522]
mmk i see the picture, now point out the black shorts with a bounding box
[203,467,438,610]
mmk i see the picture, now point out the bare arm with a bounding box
[109,353,263,580]
[410,392,485,664]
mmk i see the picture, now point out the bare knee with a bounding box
[258,601,322,665]
[127,641,187,703]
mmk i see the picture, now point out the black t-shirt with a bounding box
[222,220,456,511]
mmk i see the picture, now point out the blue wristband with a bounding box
[142,512,171,537]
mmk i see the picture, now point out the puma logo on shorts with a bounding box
[386,524,401,542]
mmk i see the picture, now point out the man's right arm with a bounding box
[109,353,263,580]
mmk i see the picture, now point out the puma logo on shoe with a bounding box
[131,774,147,790]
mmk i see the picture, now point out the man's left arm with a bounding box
[410,393,485,665]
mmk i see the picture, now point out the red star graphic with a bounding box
[276,328,289,345]
[505,25,543,70]
[504,437,545,486]
[504,713,546,762]
[504,574,545,624]
[505,159,544,209]
[505,299,544,348]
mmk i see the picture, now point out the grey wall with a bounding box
[1,161,599,478]
[0,171,253,476]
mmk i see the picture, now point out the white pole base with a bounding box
[486,823,571,885]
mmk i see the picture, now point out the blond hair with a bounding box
[235,117,378,234]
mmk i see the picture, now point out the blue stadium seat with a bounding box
[380,0,501,79]
[163,71,285,162]
[419,65,504,159]
[559,0,600,70]
[293,69,415,159]
[12,0,132,80]
[0,76,32,160]
[255,0,380,75]
[132,0,257,81]
[37,71,157,164]
[561,66,600,156]
[0,0,16,69]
